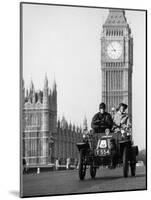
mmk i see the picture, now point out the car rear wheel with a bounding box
[130,163,136,176]
[79,150,86,180]
[90,163,96,179]
[123,146,129,178]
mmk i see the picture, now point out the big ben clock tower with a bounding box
[101,9,133,119]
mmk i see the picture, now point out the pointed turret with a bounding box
[61,115,68,130]
[79,125,82,133]
[44,73,48,89]
[28,90,31,103]
[49,88,52,108]
[76,125,79,133]
[28,79,34,102]
[51,78,57,112]
[32,88,36,103]
[37,90,41,102]
[69,121,72,130]
[25,89,28,102]
[53,78,57,92]
[50,78,57,134]
[83,115,88,131]
[43,74,49,106]
[29,79,34,92]
[52,79,57,102]
[72,124,75,131]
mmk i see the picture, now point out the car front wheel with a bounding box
[79,150,86,180]
[90,162,96,179]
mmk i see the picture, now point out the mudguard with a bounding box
[118,140,131,145]
[128,145,139,164]
[76,142,90,152]
[131,145,139,156]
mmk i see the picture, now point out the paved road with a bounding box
[22,166,146,197]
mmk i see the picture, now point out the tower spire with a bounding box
[44,73,48,89]
[30,78,34,91]
[83,115,88,132]
[52,77,57,92]
[43,73,49,106]
[29,78,34,102]
[32,87,36,103]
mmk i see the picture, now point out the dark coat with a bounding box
[91,111,113,133]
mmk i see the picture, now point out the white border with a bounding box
[0,0,150,199]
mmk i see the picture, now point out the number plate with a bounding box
[99,140,107,148]
[96,149,110,156]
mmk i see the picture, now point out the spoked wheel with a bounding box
[90,162,97,179]
[130,149,137,177]
[79,150,86,180]
[123,146,129,178]
[130,163,136,177]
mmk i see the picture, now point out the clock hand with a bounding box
[111,44,116,52]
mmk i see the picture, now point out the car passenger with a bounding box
[113,103,131,131]
[110,103,131,168]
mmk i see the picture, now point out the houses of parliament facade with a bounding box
[22,76,83,166]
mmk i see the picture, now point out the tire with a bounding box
[130,163,136,177]
[90,163,96,179]
[123,146,129,178]
[79,150,86,180]
[130,148,137,177]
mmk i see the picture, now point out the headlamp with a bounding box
[127,132,131,136]
[83,134,86,139]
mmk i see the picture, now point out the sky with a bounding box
[22,4,146,150]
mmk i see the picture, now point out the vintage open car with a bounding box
[76,128,138,180]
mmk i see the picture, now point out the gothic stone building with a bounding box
[22,76,83,166]
[53,117,83,164]
[101,9,133,118]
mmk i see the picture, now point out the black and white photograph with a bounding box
[20,2,147,198]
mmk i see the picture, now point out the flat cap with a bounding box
[118,103,128,110]
[99,102,106,109]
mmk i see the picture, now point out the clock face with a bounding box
[107,41,122,59]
